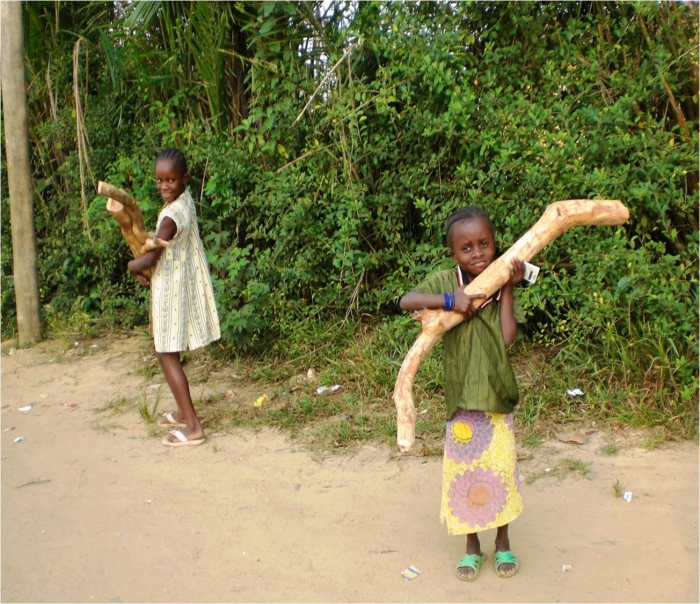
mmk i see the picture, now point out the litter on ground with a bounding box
[400,566,421,581]
[316,384,341,395]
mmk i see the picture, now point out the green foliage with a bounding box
[2,2,697,436]
[602,444,620,457]
[137,393,161,425]
[525,457,594,485]
[612,476,626,497]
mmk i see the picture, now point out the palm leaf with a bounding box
[124,0,162,29]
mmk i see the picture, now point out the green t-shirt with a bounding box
[414,268,526,419]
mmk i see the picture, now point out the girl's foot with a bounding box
[456,553,486,581]
[162,428,205,447]
[494,550,519,578]
[494,525,517,577]
[157,412,186,427]
[457,533,484,581]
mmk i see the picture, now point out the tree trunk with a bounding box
[2,0,42,346]
[394,199,630,452]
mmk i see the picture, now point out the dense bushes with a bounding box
[2,1,697,420]
[192,2,698,354]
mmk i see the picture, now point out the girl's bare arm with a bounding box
[128,217,177,279]
[400,290,486,321]
[499,258,525,347]
[399,291,445,311]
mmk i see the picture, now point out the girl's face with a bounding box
[449,217,496,279]
[155,158,188,203]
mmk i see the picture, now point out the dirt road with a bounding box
[1,336,698,603]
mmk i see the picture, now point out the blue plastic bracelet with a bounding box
[443,292,455,311]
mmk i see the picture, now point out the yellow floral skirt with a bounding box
[440,410,523,535]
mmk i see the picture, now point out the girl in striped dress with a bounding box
[128,148,220,447]
[400,207,525,581]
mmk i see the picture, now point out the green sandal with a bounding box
[455,553,486,582]
[494,550,519,578]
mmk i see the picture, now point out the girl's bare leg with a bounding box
[157,352,204,441]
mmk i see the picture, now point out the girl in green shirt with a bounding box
[400,207,525,582]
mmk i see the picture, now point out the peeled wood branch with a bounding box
[98,181,169,280]
[393,199,630,453]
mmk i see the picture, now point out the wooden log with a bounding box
[394,199,630,452]
[97,181,139,208]
[98,181,168,280]
[98,181,150,240]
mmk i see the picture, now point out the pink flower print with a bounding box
[447,466,508,528]
[445,410,494,465]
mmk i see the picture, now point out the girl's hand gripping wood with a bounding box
[453,290,486,320]
[127,217,177,287]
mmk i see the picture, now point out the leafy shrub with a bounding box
[2,2,696,431]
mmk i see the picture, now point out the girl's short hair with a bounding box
[156,148,188,176]
[445,207,495,248]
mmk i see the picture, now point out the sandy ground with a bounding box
[1,335,698,603]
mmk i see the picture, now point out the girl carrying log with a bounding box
[128,148,220,447]
[399,206,525,581]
